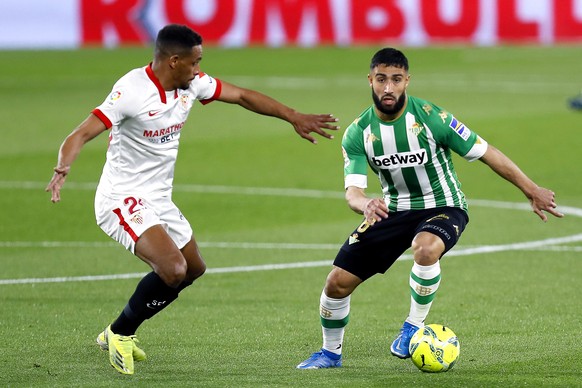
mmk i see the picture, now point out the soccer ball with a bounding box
[409,324,460,373]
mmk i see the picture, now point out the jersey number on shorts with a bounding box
[113,197,146,242]
[123,196,145,214]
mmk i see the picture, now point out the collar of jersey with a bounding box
[146,63,178,104]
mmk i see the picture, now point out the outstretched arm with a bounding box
[46,114,107,203]
[217,81,339,144]
[479,145,563,221]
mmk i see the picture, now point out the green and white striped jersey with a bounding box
[342,96,488,212]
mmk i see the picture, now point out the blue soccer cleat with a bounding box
[390,321,420,359]
[296,348,342,369]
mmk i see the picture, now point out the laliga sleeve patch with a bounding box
[106,90,122,106]
[448,115,471,141]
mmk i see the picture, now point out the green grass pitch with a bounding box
[1,45,581,386]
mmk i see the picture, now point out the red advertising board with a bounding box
[1,0,581,48]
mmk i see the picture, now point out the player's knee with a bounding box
[324,272,354,298]
[412,239,443,265]
[324,284,344,298]
[159,258,188,288]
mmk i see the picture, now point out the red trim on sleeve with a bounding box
[200,78,222,105]
[113,208,139,243]
[145,63,167,104]
[92,108,113,129]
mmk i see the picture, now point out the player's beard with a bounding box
[372,91,406,116]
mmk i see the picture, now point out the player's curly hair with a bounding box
[370,48,409,71]
[155,24,203,58]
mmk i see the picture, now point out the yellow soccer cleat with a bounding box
[96,325,147,362]
[108,331,134,375]
[96,326,146,374]
[128,336,147,362]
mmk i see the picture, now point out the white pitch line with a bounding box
[0,181,344,199]
[525,245,582,252]
[1,234,581,285]
[1,180,580,215]
[1,181,581,285]
[2,240,581,252]
[0,241,340,250]
[446,234,582,256]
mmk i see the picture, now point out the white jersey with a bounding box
[93,64,221,198]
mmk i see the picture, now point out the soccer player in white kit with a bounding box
[46,24,339,375]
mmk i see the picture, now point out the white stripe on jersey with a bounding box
[424,123,462,207]
[405,112,436,209]
[362,125,374,188]
[379,123,411,211]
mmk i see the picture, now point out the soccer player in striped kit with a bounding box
[297,47,563,369]
[46,24,339,375]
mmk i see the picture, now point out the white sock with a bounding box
[320,290,350,355]
[407,261,441,327]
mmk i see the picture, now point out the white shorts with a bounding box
[95,192,193,253]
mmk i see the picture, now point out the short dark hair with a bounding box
[155,24,203,58]
[370,48,409,71]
